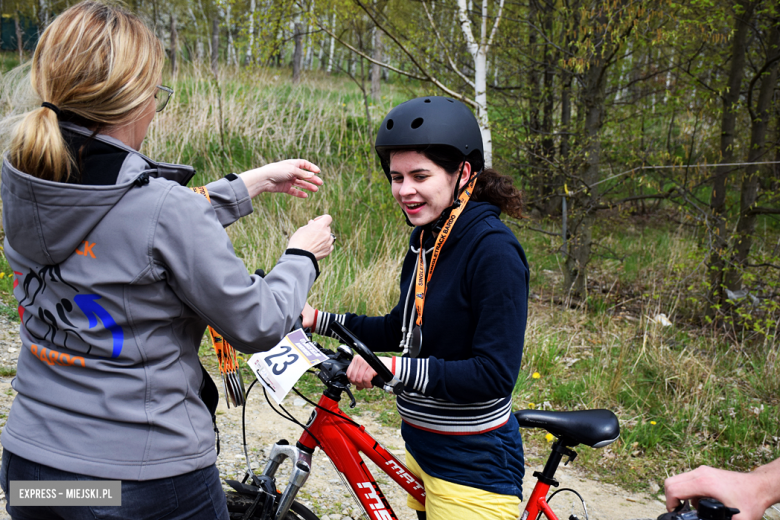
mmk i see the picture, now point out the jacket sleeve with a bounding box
[151,185,317,353]
[202,175,253,228]
[394,231,529,403]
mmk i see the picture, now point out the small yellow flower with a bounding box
[528,402,535,409]
[650,421,657,425]
[0,273,5,279]
[545,433,554,442]
[532,372,541,379]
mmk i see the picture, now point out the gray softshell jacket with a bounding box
[0,124,317,480]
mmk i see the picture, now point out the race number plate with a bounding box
[247,329,328,404]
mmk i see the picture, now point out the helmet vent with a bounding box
[386,119,394,130]
[411,118,424,129]
[424,98,431,103]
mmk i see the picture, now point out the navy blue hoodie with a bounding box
[316,201,528,497]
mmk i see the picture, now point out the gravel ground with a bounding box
[0,315,691,520]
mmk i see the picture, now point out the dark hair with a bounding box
[383,145,524,219]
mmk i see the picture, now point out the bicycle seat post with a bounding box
[533,439,578,487]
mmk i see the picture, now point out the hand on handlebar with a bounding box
[664,465,774,520]
[346,355,392,391]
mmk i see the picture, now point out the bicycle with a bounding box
[223,322,622,520]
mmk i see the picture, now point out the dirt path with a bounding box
[0,314,668,520]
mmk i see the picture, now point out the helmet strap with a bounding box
[431,162,482,233]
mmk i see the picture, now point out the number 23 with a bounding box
[264,345,299,375]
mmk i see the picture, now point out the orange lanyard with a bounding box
[414,175,478,327]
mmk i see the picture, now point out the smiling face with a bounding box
[389,150,470,227]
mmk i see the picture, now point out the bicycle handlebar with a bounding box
[330,322,405,395]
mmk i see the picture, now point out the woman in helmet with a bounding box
[304,96,528,519]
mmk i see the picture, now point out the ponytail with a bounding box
[9,105,72,182]
[471,169,524,220]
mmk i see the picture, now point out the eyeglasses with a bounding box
[155,85,174,112]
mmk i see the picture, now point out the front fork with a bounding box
[256,441,312,520]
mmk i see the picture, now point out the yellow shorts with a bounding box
[404,450,521,520]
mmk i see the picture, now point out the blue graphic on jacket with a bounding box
[74,294,124,358]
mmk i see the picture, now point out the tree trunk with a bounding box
[563,1,611,298]
[211,15,219,74]
[327,12,336,74]
[371,26,382,101]
[292,12,303,84]
[559,1,578,165]
[726,22,780,292]
[225,3,236,66]
[527,0,541,192]
[15,11,23,63]
[540,0,556,214]
[38,0,49,34]
[455,0,503,169]
[244,0,255,66]
[706,0,757,312]
[170,13,179,77]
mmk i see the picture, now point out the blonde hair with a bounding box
[7,1,164,182]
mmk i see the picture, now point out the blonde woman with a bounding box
[0,2,333,518]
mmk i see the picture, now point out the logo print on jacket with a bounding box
[15,265,124,359]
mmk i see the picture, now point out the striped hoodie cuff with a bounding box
[313,311,346,338]
[396,357,430,394]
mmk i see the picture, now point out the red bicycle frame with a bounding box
[293,393,425,520]
[521,480,559,520]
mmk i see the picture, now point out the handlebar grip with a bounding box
[371,375,404,395]
[331,322,405,395]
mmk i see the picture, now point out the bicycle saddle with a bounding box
[514,409,620,448]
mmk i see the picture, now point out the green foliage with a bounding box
[516,308,780,490]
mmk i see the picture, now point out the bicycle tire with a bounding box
[226,491,321,520]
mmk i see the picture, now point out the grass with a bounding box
[0,59,777,499]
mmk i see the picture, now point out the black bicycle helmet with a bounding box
[375,96,484,180]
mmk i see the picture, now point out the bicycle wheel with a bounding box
[226,491,320,520]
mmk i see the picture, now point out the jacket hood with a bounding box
[1,124,195,265]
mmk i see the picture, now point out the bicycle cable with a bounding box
[241,379,257,479]
[260,385,322,447]
[291,387,363,428]
[546,487,589,520]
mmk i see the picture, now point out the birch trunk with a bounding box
[15,11,23,63]
[245,0,255,66]
[455,0,505,169]
[371,27,382,100]
[225,4,236,67]
[327,12,336,74]
[211,15,219,74]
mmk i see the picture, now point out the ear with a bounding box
[458,161,472,189]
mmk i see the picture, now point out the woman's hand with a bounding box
[346,355,392,391]
[301,303,316,329]
[664,462,780,520]
[288,214,335,260]
[239,159,323,199]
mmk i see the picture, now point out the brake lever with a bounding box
[343,386,357,408]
